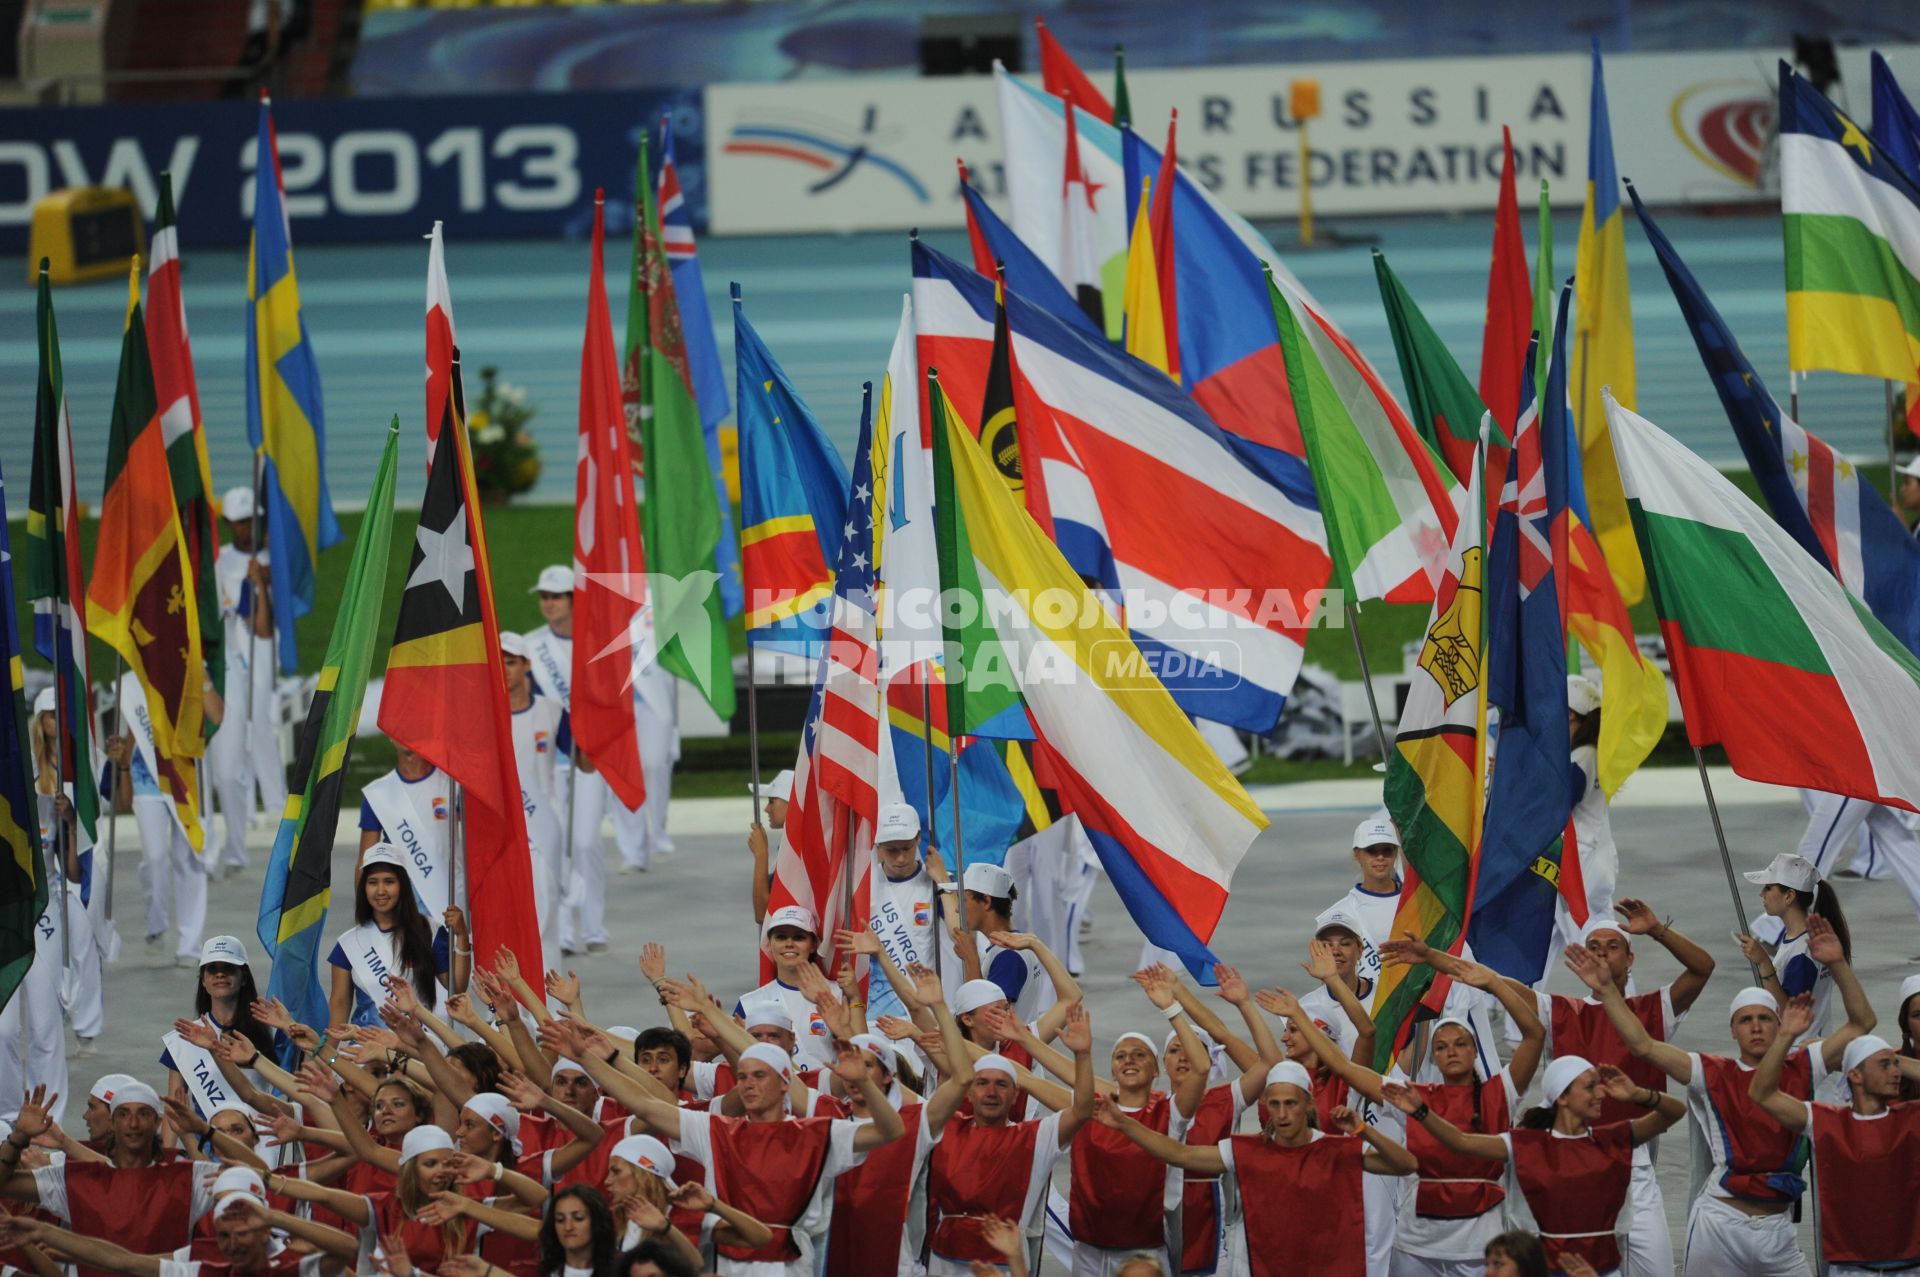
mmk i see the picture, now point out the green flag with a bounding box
[1534,179,1554,392]
[628,136,735,719]
[0,458,47,1011]
[1374,249,1493,485]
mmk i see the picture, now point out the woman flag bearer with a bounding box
[1383,1055,1684,1277]
[1568,915,1873,1277]
[1734,853,1852,1042]
[1096,1058,1417,1277]
[1749,997,1920,1277]
[737,905,836,1068]
[327,846,469,1029]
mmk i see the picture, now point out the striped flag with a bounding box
[0,456,49,1010]
[1061,98,1107,334]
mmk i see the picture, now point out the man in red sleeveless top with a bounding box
[1516,898,1715,1277]
[1751,996,1920,1277]
[926,1001,1096,1275]
[1571,914,1873,1277]
[1093,1058,1415,1277]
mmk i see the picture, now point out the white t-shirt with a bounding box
[925,1110,1066,1276]
[1329,882,1401,997]
[736,979,836,1068]
[1391,1067,1522,1260]
[870,867,937,1013]
[509,695,565,854]
[215,544,272,666]
[672,1109,866,1277]
[524,625,574,709]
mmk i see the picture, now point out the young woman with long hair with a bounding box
[268,1125,476,1269]
[604,1134,768,1261]
[1737,852,1854,1041]
[327,845,469,1028]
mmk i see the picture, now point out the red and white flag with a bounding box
[425,220,456,464]
[1060,94,1104,331]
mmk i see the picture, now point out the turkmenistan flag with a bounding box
[1376,433,1486,1069]
[627,135,735,719]
[1375,249,1501,489]
[1607,392,1920,807]
[1780,62,1920,385]
[0,457,49,1011]
[257,419,399,1036]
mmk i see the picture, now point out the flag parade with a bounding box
[6,21,1920,1277]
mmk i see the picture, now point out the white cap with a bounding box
[1429,1014,1477,1041]
[973,1053,1018,1079]
[608,1026,640,1042]
[762,769,795,803]
[955,979,1007,1015]
[210,1166,269,1215]
[360,843,408,875]
[200,935,249,967]
[762,904,818,938]
[532,565,575,594]
[110,1082,162,1114]
[1543,1055,1594,1104]
[464,1093,522,1155]
[221,486,256,522]
[851,1033,897,1072]
[1351,812,1399,850]
[1577,916,1629,947]
[1281,1014,1342,1047]
[1313,904,1366,941]
[610,1134,676,1184]
[963,862,1016,899]
[499,632,530,660]
[551,1058,590,1079]
[1899,974,1920,1007]
[399,1125,457,1166]
[1113,1031,1157,1056]
[1842,1035,1895,1077]
[1743,852,1821,893]
[740,1043,793,1081]
[1164,1024,1215,1055]
[743,1005,793,1033]
[875,803,921,844]
[1567,674,1602,716]
[32,688,55,716]
[89,1074,139,1105]
[1264,1060,1312,1094]
[1897,455,1920,480]
[1729,987,1780,1019]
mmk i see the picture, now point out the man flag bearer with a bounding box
[206,486,285,875]
[867,802,937,1020]
[501,631,564,965]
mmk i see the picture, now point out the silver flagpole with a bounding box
[1344,602,1392,763]
[1691,746,1760,983]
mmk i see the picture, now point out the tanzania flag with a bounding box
[258,420,399,1035]
[628,135,735,719]
[1608,393,1920,808]
[1376,431,1487,1068]
[0,458,49,1011]
[87,274,206,852]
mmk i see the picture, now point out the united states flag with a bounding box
[766,386,880,978]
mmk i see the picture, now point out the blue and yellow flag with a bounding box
[245,95,340,675]
[0,457,49,1011]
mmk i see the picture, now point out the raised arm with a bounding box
[909,963,975,1134]
[1748,995,1813,1132]
[836,928,929,1031]
[671,1181,774,1253]
[1255,986,1383,1104]
[1806,916,1875,1075]
[300,1063,400,1176]
[3,1217,159,1277]
[499,1069,604,1179]
[747,822,772,924]
[1302,940,1376,1066]
[1615,898,1715,1016]
[1166,964,1258,1071]
[1136,965,1209,1118]
[559,1020,684,1142]
[1595,1064,1686,1145]
[1054,1002,1097,1143]
[266,1208,360,1263]
[266,1169,375,1225]
[990,931,1083,1011]
[830,1042,905,1152]
[1088,1093,1224,1173]
[1453,954,1545,1091]
[1330,1104,1417,1177]
[1380,1081,1509,1162]
[1563,944,1691,1085]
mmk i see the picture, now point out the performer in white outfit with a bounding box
[355,741,452,923]
[107,670,206,965]
[867,802,938,1021]
[501,631,565,967]
[205,485,286,873]
[613,602,678,874]
[1793,791,1920,953]
[1561,674,1620,952]
[30,688,102,1054]
[748,768,794,925]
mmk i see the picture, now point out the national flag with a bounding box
[1375,250,1500,489]
[1376,431,1487,1068]
[1607,392,1920,808]
[958,170,1103,339]
[147,172,223,698]
[1870,51,1920,435]
[873,297,944,675]
[258,420,399,1037]
[1123,178,1172,376]
[1633,185,1920,656]
[1060,99,1107,334]
[1121,110,1182,382]
[1534,178,1554,395]
[657,117,744,620]
[1035,17,1113,123]
[424,220,455,465]
[380,361,542,974]
[927,363,1268,978]
[0,456,49,1012]
[734,286,850,656]
[1480,127,1532,433]
[627,135,735,720]
[572,195,648,810]
[246,93,342,675]
[87,268,206,852]
[1272,267,1459,605]
[1473,312,1574,985]
[880,664,1028,861]
[914,239,1324,730]
[1570,43,1644,606]
[976,270,1055,532]
[25,266,99,899]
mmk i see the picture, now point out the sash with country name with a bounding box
[336,920,401,1012]
[164,1018,254,1120]
[361,770,449,918]
[120,674,191,846]
[525,629,572,708]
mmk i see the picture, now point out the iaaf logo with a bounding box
[1670,80,1774,188]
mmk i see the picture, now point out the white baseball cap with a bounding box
[955,979,1007,1015]
[875,802,921,844]
[1743,852,1820,894]
[200,935,249,967]
[89,1074,139,1105]
[211,1166,269,1217]
[32,688,55,717]
[221,486,256,522]
[1567,674,1602,716]
[1264,1060,1312,1094]
[464,1093,522,1155]
[531,565,575,594]
[973,1053,1018,1079]
[499,632,530,660]
[1896,455,1920,480]
[360,843,409,875]
[851,1032,897,1073]
[1351,812,1399,850]
[1313,904,1367,942]
[963,862,1016,899]
[1543,1055,1595,1104]
[610,1134,676,1184]
[1842,1034,1895,1077]
[762,904,818,938]
[743,1005,793,1033]
[761,769,795,804]
[399,1125,457,1166]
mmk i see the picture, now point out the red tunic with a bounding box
[826,1104,924,1276]
[469,1173,542,1277]
[1811,1101,1920,1266]
[1696,1051,1813,1204]
[1070,1092,1173,1250]
[1179,1085,1238,1274]
[928,1114,1042,1263]
[1549,992,1669,1127]
[1227,1133,1367,1277]
[1509,1122,1635,1273]
[1408,1075,1510,1218]
[669,1151,708,1247]
[62,1162,196,1277]
[548,1116,635,1191]
[367,1191,477,1272]
[177,1251,312,1277]
[706,1115,838,1264]
[1311,1070,1347,1132]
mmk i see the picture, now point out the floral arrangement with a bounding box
[468,366,541,501]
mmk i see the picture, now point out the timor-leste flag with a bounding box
[379,365,541,975]
[86,274,206,851]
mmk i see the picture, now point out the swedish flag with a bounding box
[246,94,340,675]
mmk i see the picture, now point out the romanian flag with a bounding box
[87,268,206,852]
[246,93,341,675]
[1570,43,1644,606]
[0,456,49,1011]
[1376,432,1487,1068]
[259,420,399,1036]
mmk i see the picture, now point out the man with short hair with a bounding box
[354,741,450,918]
[747,769,794,925]
[205,485,285,875]
[501,631,565,963]
[867,802,937,1020]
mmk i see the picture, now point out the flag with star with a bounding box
[379,358,543,975]
[1633,184,1920,656]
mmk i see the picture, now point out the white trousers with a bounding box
[60,881,103,1039]
[612,703,676,868]
[1625,1158,1674,1277]
[1390,1255,1484,1277]
[560,765,611,949]
[207,648,285,869]
[1798,791,1920,928]
[0,910,69,1122]
[135,796,206,958]
[1680,1195,1808,1277]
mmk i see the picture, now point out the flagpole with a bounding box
[1690,746,1761,982]
[449,778,465,925]
[947,735,971,954]
[1886,379,1900,506]
[918,678,938,850]
[102,654,125,928]
[746,641,762,826]
[1343,602,1392,763]
[248,448,269,838]
[1788,370,1799,423]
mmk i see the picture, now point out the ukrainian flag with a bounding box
[1570,42,1645,606]
[246,95,340,675]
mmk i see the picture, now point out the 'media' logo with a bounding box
[1671,80,1774,187]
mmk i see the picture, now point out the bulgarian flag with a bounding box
[1607,393,1920,808]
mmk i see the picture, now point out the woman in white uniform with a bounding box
[1562,675,1618,954]
[326,844,469,1028]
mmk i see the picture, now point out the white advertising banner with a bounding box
[706,45,1920,234]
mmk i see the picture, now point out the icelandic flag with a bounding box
[1631,186,1920,656]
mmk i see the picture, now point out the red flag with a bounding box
[425,221,455,465]
[1479,127,1532,430]
[571,194,648,809]
[1035,17,1113,123]
[1148,109,1182,382]
[958,159,995,276]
